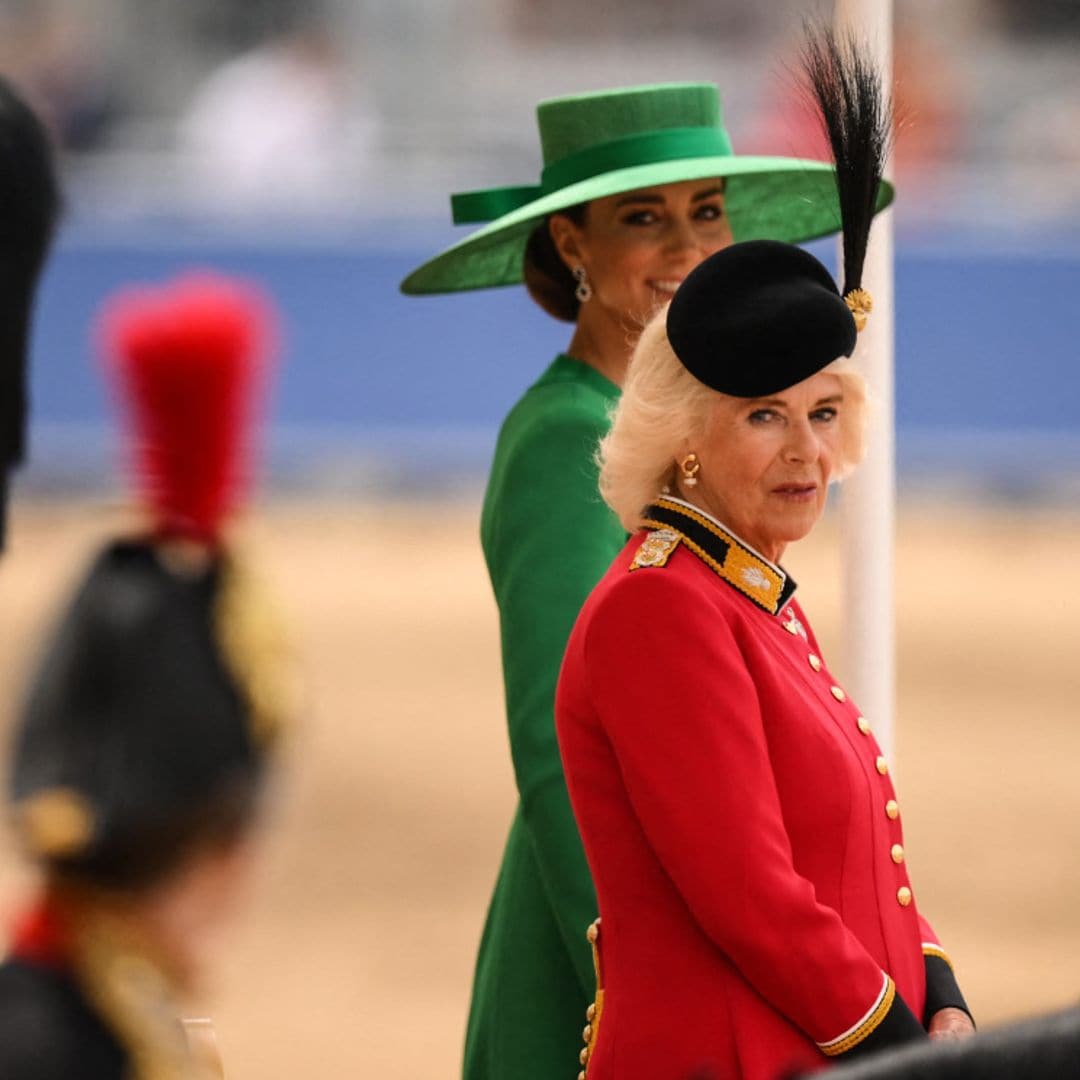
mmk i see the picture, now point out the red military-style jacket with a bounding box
[555,496,968,1080]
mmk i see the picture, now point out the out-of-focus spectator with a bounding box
[0,73,60,552]
[177,22,379,214]
[0,4,116,152]
[991,0,1080,37]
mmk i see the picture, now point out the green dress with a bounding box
[465,354,625,1080]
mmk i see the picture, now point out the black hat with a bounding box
[8,274,286,889]
[11,542,265,887]
[667,240,856,398]
[666,29,891,398]
[0,76,61,550]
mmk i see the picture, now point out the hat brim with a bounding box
[401,156,895,295]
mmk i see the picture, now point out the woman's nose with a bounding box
[664,215,704,255]
[783,420,820,464]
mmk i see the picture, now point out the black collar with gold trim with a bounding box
[638,496,797,616]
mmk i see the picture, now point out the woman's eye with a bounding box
[749,409,779,424]
[621,210,659,226]
[811,407,838,423]
[694,203,724,221]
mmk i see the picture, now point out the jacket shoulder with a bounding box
[590,537,741,627]
[483,378,618,554]
[499,375,610,448]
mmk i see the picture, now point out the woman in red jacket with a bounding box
[555,35,975,1080]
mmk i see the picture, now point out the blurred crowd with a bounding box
[0,0,1075,227]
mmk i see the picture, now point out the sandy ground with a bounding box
[1,498,1078,1078]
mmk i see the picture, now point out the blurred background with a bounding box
[0,0,1078,1076]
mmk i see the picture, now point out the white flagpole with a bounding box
[834,0,897,760]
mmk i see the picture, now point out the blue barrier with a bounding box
[22,227,1080,495]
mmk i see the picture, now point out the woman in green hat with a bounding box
[402,80,890,1080]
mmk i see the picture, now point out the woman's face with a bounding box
[682,371,846,563]
[552,178,734,325]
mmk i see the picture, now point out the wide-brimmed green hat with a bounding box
[401,81,894,296]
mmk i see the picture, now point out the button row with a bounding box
[579,919,602,1078]
[849,716,905,903]
[806,659,909,908]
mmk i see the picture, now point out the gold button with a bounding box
[876,756,889,775]
[897,886,912,907]
[579,1072,586,1080]
[885,799,899,820]
[891,844,905,864]
[808,654,823,672]
[830,686,846,702]
[857,716,871,735]
[586,1003,596,1021]
[580,1047,590,1065]
[586,920,600,943]
[583,1024,592,1043]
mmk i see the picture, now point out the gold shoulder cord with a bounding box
[72,916,204,1080]
[215,546,298,748]
[577,918,604,1078]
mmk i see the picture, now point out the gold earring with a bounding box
[680,453,700,487]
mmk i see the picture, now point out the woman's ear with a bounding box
[549,213,586,273]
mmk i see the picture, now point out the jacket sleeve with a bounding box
[486,390,625,994]
[583,570,926,1061]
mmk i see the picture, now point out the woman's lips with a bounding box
[648,279,684,296]
[772,484,818,502]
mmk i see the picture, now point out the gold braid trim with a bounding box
[819,974,895,1056]
[643,498,787,615]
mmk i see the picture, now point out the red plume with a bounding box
[98,273,277,543]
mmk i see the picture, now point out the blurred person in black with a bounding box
[798,1002,1079,1079]
[0,274,290,1079]
[0,73,60,553]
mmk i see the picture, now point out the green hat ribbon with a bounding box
[451,125,734,225]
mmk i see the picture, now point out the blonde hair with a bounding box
[598,309,870,532]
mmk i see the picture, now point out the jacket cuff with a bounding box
[818,973,926,1060]
[922,944,974,1027]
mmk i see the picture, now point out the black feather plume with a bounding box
[801,27,892,297]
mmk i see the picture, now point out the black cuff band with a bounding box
[844,991,926,1060]
[923,954,973,1028]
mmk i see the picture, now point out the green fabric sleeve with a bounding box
[485,385,625,995]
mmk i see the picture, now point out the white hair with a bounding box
[598,308,869,532]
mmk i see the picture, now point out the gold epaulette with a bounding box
[629,528,680,571]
